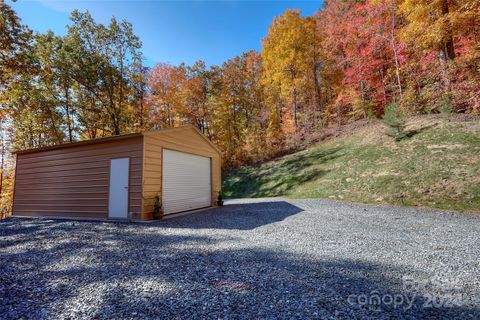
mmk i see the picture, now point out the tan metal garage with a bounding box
[12,125,221,220]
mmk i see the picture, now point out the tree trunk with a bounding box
[90,96,97,139]
[292,87,298,132]
[112,114,120,135]
[119,58,124,125]
[46,107,62,145]
[312,64,322,124]
[139,85,144,128]
[111,104,120,135]
[380,68,389,106]
[441,0,456,60]
[0,137,4,202]
[109,92,121,135]
[29,119,34,148]
[390,13,403,99]
[65,86,73,142]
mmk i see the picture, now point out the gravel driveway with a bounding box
[1,198,479,319]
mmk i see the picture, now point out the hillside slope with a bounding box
[223,115,480,212]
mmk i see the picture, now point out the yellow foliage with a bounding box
[261,9,322,136]
[0,167,14,219]
[399,0,480,53]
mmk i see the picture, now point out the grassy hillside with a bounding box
[222,115,480,212]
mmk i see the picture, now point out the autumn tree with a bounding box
[130,60,149,130]
[2,33,66,150]
[400,0,457,62]
[317,0,407,121]
[66,10,143,136]
[1,6,147,151]
[211,51,268,167]
[0,119,13,217]
[0,1,32,88]
[147,63,186,129]
[262,9,322,139]
[181,61,213,136]
[399,0,480,112]
[34,32,77,142]
[0,17,17,214]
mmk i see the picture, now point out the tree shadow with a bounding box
[0,219,44,237]
[395,123,439,141]
[1,219,479,319]
[159,200,303,230]
[224,146,344,198]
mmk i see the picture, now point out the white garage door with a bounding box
[162,149,212,215]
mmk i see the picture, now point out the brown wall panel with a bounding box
[16,158,143,176]
[13,136,143,219]
[14,210,109,219]
[16,137,142,159]
[16,149,143,169]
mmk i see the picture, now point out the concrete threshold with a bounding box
[137,206,218,223]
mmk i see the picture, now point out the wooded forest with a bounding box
[0,0,479,213]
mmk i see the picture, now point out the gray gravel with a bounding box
[1,198,479,319]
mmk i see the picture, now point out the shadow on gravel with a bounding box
[1,219,479,319]
[159,201,303,230]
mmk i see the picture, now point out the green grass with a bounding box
[222,116,480,212]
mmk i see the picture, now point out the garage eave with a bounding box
[13,133,143,155]
[142,125,222,156]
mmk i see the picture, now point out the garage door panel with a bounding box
[162,149,211,214]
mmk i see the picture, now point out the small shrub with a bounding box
[383,103,406,141]
[217,191,224,206]
[152,195,163,219]
[349,98,375,120]
[438,95,452,115]
[366,108,376,121]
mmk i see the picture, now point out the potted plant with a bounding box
[153,195,164,219]
[217,191,224,206]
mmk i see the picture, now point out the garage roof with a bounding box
[13,125,221,155]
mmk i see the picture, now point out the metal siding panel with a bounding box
[16,150,143,169]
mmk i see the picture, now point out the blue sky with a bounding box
[10,0,323,67]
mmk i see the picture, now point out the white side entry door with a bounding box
[108,158,130,219]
